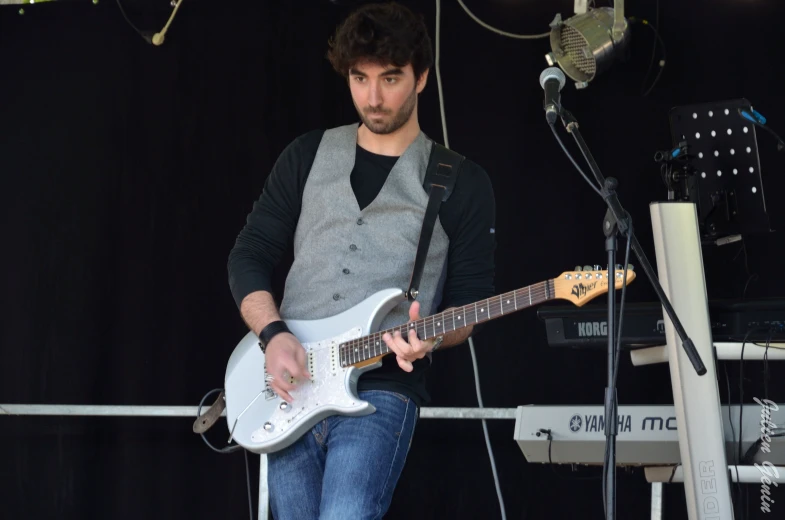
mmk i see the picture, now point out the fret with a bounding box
[528,285,532,306]
[473,302,478,325]
[410,321,420,340]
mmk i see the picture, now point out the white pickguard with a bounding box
[224,288,405,454]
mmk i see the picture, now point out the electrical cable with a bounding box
[115,0,152,44]
[436,1,507,517]
[456,0,550,40]
[196,389,252,520]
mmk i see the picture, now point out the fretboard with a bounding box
[339,280,555,367]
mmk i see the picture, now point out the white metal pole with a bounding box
[650,201,734,520]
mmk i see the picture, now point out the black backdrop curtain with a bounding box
[1,0,784,518]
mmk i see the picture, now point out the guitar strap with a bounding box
[406,142,464,302]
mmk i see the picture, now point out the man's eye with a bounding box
[385,77,397,84]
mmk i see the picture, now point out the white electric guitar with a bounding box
[224,266,636,454]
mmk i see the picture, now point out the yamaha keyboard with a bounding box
[537,298,785,349]
[514,404,785,466]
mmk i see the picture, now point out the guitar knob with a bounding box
[263,422,274,431]
[279,402,290,411]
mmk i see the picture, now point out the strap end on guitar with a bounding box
[406,142,464,304]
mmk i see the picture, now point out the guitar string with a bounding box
[338,272,622,365]
[338,281,558,365]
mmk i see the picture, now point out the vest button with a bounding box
[343,268,350,274]
[349,244,357,251]
[356,218,364,225]
[333,293,340,301]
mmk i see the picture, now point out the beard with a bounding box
[355,86,417,135]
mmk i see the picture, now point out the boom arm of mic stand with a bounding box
[559,109,707,376]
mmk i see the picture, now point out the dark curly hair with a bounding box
[326,2,434,81]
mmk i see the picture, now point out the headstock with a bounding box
[553,265,636,306]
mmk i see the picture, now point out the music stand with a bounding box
[668,98,773,242]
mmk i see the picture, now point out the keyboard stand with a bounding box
[650,201,734,519]
[630,342,785,365]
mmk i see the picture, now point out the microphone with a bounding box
[540,67,566,124]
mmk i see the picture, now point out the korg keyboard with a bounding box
[537,298,785,349]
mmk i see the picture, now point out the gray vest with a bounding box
[279,123,450,331]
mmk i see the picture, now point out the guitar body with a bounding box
[224,288,406,454]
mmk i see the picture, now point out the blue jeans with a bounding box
[267,390,419,520]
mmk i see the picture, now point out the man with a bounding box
[227,2,495,519]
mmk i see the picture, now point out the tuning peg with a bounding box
[583,265,593,272]
[627,264,635,270]
[574,266,583,272]
[593,265,602,271]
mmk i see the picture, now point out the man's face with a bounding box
[348,61,428,135]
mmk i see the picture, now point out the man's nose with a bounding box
[368,81,383,107]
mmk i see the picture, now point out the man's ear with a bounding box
[416,68,430,94]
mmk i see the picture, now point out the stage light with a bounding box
[545,3,631,89]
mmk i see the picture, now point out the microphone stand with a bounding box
[551,106,707,520]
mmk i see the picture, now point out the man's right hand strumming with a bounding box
[264,333,311,403]
[240,291,312,403]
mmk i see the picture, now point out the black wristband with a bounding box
[258,320,291,353]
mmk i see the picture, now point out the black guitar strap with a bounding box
[406,142,464,301]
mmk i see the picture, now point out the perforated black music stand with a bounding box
[669,98,773,241]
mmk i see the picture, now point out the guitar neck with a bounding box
[339,280,556,367]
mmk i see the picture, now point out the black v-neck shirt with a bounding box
[228,129,496,406]
[351,144,400,210]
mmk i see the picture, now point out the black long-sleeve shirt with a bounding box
[228,129,496,405]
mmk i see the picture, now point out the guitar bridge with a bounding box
[263,361,277,400]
